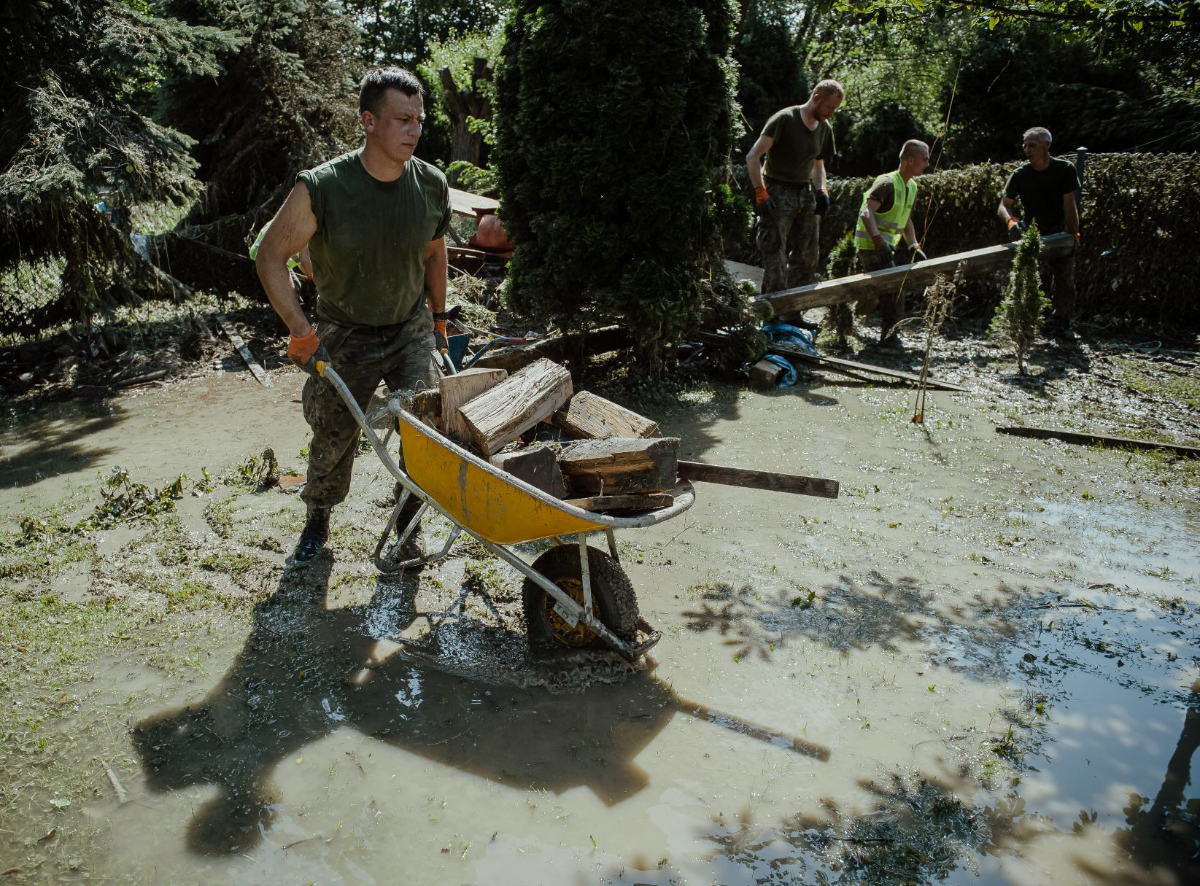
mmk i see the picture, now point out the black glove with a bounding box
[912,248,928,263]
[1006,219,1026,242]
[814,189,830,216]
[754,196,775,217]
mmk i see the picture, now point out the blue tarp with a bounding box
[752,322,819,387]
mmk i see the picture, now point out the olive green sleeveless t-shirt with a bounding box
[298,150,451,328]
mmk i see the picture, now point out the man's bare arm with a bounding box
[424,237,448,315]
[811,159,827,191]
[256,181,318,336]
[998,195,1017,224]
[745,134,774,190]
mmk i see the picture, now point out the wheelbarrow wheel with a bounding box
[522,545,639,654]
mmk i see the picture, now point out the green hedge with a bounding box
[820,153,1200,324]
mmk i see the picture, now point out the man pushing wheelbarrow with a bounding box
[255,65,452,563]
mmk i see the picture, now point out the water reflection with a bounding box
[134,559,828,856]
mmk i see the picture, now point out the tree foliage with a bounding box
[341,0,507,66]
[493,0,746,362]
[158,0,364,249]
[0,0,232,330]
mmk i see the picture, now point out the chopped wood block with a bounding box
[491,445,567,498]
[440,367,508,442]
[551,390,660,440]
[408,389,442,431]
[565,492,674,512]
[557,437,679,496]
[458,358,574,455]
[749,358,785,389]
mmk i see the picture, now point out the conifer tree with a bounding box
[493,0,746,364]
[989,222,1047,374]
[0,0,233,331]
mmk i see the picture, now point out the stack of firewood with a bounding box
[407,358,679,513]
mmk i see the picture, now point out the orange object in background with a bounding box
[468,209,515,256]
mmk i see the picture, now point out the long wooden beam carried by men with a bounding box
[756,232,1074,316]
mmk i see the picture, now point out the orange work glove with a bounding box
[434,318,449,352]
[288,327,330,376]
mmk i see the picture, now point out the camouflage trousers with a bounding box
[755,178,820,293]
[857,247,905,341]
[300,310,437,509]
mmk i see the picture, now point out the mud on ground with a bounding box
[0,307,1198,885]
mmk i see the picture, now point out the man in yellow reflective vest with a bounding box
[854,139,930,347]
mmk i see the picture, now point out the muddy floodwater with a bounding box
[1,352,1197,885]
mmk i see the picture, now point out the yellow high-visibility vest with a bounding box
[854,170,917,251]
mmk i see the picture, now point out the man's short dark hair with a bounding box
[359,67,424,116]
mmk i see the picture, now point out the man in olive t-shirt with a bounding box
[998,126,1081,339]
[746,80,843,294]
[256,66,452,562]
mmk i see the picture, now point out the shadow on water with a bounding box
[702,685,1200,886]
[133,559,829,857]
[0,398,122,490]
[682,571,1024,681]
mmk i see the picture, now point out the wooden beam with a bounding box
[756,232,1074,315]
[449,187,499,218]
[458,358,573,455]
[470,325,630,373]
[551,390,660,439]
[215,313,271,388]
[678,461,839,499]
[768,341,967,392]
[996,426,1200,458]
[558,437,679,496]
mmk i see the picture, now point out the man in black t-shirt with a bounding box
[997,127,1082,339]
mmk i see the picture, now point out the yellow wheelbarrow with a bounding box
[320,363,695,661]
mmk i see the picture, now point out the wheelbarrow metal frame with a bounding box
[320,364,693,660]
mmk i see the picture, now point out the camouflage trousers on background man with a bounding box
[755,177,820,293]
[300,311,437,509]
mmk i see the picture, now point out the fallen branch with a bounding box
[995,426,1200,458]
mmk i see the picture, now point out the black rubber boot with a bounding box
[294,505,330,562]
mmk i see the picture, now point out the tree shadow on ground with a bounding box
[0,400,120,490]
[682,571,1026,682]
[132,559,829,857]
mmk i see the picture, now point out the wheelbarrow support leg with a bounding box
[579,533,593,614]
